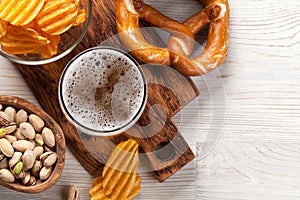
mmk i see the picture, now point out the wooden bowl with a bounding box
[0,95,65,193]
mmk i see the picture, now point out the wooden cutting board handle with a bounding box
[15,0,199,182]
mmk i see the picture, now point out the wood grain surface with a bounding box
[0,0,300,199]
[14,0,199,182]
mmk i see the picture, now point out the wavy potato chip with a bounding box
[73,9,87,26]
[0,0,45,26]
[0,25,49,55]
[0,19,7,38]
[36,0,79,35]
[89,139,142,200]
[89,176,110,200]
[0,0,87,58]
[38,34,60,58]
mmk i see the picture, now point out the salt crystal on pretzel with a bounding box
[116,0,230,76]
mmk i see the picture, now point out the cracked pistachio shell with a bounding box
[0,128,6,138]
[14,170,25,179]
[22,172,31,185]
[44,152,57,167]
[26,175,36,186]
[13,161,24,175]
[0,111,9,121]
[9,151,22,168]
[35,134,44,146]
[4,123,17,134]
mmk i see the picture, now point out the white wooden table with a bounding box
[0,0,300,199]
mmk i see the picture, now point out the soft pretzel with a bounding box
[116,0,230,76]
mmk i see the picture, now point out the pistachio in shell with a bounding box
[42,127,56,147]
[0,169,15,183]
[0,138,14,157]
[19,122,35,140]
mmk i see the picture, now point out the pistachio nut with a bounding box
[32,160,42,177]
[14,170,25,179]
[39,166,52,181]
[35,134,44,146]
[4,107,16,122]
[28,175,37,186]
[0,157,8,169]
[68,185,78,200]
[29,114,45,132]
[16,109,28,126]
[0,128,6,138]
[40,152,54,163]
[13,161,24,175]
[19,122,35,140]
[42,127,55,147]
[12,140,35,152]
[0,111,9,121]
[4,135,17,144]
[22,150,36,170]
[22,172,31,185]
[0,138,14,157]
[33,146,44,159]
[13,128,25,140]
[4,122,17,134]
[9,152,22,169]
[0,169,15,183]
[44,152,57,167]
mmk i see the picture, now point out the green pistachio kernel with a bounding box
[13,161,24,175]
[35,134,44,146]
[0,128,6,138]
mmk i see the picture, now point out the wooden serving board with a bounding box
[15,0,199,182]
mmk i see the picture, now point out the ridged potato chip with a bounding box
[89,139,142,200]
[38,34,60,58]
[73,9,87,26]
[0,19,7,38]
[0,0,87,58]
[36,0,79,35]
[89,176,110,200]
[0,0,45,26]
[0,25,49,55]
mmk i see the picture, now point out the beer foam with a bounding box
[60,48,146,132]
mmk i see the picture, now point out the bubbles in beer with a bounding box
[61,48,146,132]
